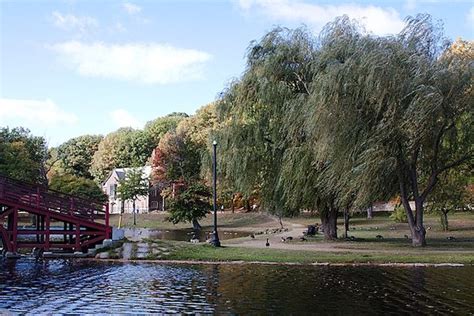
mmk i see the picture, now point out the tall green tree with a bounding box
[427,167,473,231]
[90,128,154,183]
[57,135,103,179]
[117,168,149,224]
[144,112,188,145]
[215,27,346,238]
[311,15,473,246]
[0,127,48,184]
[152,125,210,229]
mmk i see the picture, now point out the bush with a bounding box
[390,205,407,223]
[49,173,107,203]
[166,182,211,229]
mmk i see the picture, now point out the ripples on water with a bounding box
[0,259,473,315]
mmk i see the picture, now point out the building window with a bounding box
[110,184,117,200]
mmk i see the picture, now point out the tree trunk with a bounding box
[409,199,426,247]
[399,176,427,247]
[411,226,426,247]
[321,209,338,240]
[441,210,449,231]
[367,204,373,219]
[231,194,235,214]
[133,200,136,226]
[192,218,202,230]
[343,209,349,238]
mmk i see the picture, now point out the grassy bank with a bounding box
[104,211,474,264]
[109,212,276,230]
[110,239,474,264]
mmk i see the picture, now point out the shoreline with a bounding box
[85,258,469,267]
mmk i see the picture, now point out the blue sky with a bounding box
[1,0,473,146]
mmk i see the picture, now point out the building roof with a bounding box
[102,166,151,186]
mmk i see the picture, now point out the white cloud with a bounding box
[238,0,406,35]
[50,41,212,84]
[110,109,142,128]
[403,0,417,11]
[112,22,127,33]
[468,7,474,25]
[51,11,98,34]
[0,98,78,126]
[123,2,142,15]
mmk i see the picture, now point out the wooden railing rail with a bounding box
[0,174,107,222]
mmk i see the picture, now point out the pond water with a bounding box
[0,259,473,315]
[124,228,251,242]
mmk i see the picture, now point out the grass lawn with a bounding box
[141,239,474,264]
[109,211,277,230]
[109,211,474,264]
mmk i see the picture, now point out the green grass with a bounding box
[109,211,474,264]
[158,241,474,264]
[109,212,276,230]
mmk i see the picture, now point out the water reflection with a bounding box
[124,228,251,242]
[0,259,472,315]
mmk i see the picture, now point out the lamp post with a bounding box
[210,140,221,247]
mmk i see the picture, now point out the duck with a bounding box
[375,235,384,240]
[281,237,286,242]
[446,236,456,241]
[265,238,270,247]
[250,233,255,239]
[285,236,293,241]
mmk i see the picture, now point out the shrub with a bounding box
[390,205,407,223]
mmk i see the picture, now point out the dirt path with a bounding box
[223,222,474,255]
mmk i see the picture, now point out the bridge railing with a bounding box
[0,174,107,223]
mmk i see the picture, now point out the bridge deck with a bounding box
[0,174,111,253]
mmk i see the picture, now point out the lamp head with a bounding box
[213,140,217,146]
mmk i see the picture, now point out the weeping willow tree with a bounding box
[313,14,473,246]
[215,27,351,239]
[215,27,320,222]
[214,15,472,245]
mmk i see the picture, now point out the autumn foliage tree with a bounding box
[152,128,210,230]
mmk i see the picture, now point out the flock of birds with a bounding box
[189,225,459,245]
[258,234,310,247]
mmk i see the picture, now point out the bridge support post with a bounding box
[75,224,80,251]
[45,215,50,251]
[11,207,18,252]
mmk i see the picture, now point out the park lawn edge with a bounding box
[94,240,474,265]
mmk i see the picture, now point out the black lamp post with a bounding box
[210,140,221,247]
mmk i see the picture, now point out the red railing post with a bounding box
[36,187,40,208]
[70,197,74,215]
[0,177,4,199]
[12,207,18,252]
[75,223,80,251]
[105,203,111,238]
[45,215,50,251]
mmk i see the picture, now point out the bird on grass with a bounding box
[250,234,255,239]
[375,235,384,240]
[265,238,270,247]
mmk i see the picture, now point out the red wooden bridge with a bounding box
[0,174,111,254]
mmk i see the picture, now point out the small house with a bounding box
[102,166,163,214]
